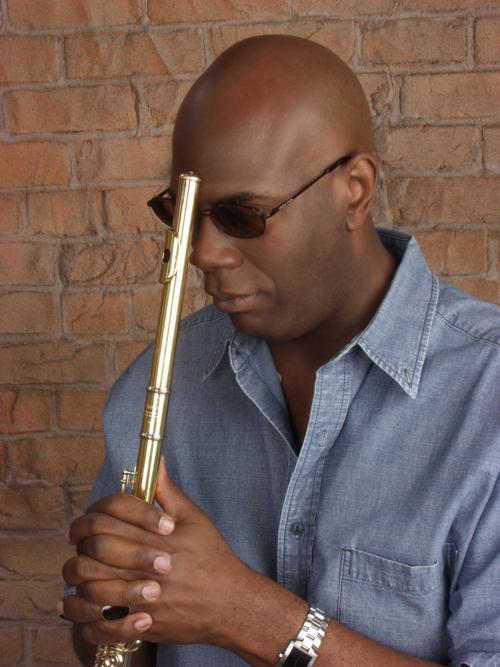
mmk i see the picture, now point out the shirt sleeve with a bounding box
[447,472,500,666]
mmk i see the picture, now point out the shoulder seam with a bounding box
[435,311,500,349]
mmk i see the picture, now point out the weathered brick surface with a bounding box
[149,0,289,23]
[0,389,52,433]
[0,7,499,664]
[12,436,104,482]
[402,73,500,120]
[387,177,500,226]
[484,127,500,172]
[31,625,80,665]
[0,292,59,335]
[76,136,171,182]
[0,536,74,577]
[0,486,66,530]
[0,143,70,188]
[376,126,478,174]
[57,388,107,431]
[60,239,162,286]
[362,18,466,66]
[0,36,59,84]
[62,291,128,335]
[0,342,108,384]
[0,243,57,286]
[0,626,23,665]
[7,0,141,28]
[27,191,100,237]
[5,86,137,134]
[475,17,500,65]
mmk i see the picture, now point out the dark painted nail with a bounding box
[101,605,131,621]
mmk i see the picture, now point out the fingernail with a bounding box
[64,532,70,543]
[153,554,171,573]
[158,515,174,535]
[141,583,161,600]
[56,600,64,615]
[134,616,152,632]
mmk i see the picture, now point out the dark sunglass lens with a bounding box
[213,205,265,239]
[149,198,175,226]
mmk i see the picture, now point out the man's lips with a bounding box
[209,292,261,314]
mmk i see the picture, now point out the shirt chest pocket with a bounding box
[337,547,450,661]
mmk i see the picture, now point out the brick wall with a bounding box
[0,1,499,664]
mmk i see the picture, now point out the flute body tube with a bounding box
[94,172,201,667]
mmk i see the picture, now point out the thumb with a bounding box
[155,455,197,521]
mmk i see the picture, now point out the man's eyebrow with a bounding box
[218,191,269,205]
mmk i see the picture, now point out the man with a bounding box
[61,36,500,666]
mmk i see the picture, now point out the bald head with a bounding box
[172,35,373,195]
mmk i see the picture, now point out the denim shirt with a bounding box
[91,230,500,666]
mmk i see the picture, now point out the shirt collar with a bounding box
[203,229,439,399]
[356,229,439,398]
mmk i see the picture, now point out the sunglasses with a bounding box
[147,154,353,239]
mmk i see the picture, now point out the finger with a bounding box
[62,579,162,623]
[77,534,173,575]
[69,502,174,546]
[155,456,200,522]
[63,554,155,586]
[80,612,153,646]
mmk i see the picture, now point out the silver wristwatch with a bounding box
[276,607,329,666]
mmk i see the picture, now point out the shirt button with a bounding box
[291,522,305,537]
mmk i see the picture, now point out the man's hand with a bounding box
[61,457,260,649]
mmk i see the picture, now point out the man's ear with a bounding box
[343,153,379,231]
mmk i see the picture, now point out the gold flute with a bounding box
[94,172,201,667]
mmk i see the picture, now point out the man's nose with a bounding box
[189,214,242,272]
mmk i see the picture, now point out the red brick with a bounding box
[142,80,189,130]
[32,625,80,665]
[292,0,397,14]
[149,0,288,22]
[376,126,477,174]
[449,278,499,304]
[76,136,171,182]
[402,73,500,120]
[57,388,107,431]
[210,19,355,64]
[0,143,70,188]
[12,435,104,482]
[132,285,162,330]
[181,287,211,318]
[69,485,93,520]
[105,186,160,233]
[0,626,22,665]
[5,86,136,135]
[27,191,99,237]
[415,230,487,276]
[0,342,108,384]
[114,340,150,378]
[0,292,59,334]
[65,31,166,79]
[0,580,60,620]
[0,35,58,84]
[0,536,74,577]
[0,442,7,483]
[476,17,500,64]
[362,18,465,65]
[484,128,500,172]
[0,389,52,434]
[63,291,128,335]
[0,486,66,530]
[0,243,57,286]
[7,0,140,28]
[149,28,205,75]
[401,0,497,9]
[358,73,395,118]
[387,177,500,226]
[60,239,162,286]
[0,198,21,234]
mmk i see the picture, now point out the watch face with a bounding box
[282,646,315,667]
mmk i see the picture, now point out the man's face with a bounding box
[173,140,354,344]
